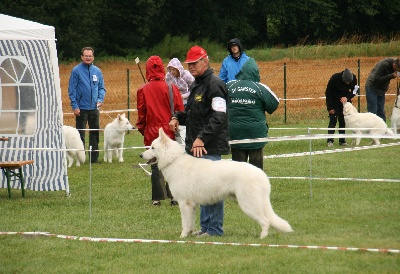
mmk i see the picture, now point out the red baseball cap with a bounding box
[184,46,208,63]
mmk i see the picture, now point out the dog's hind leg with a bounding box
[355,130,362,146]
[236,197,271,239]
[178,200,197,238]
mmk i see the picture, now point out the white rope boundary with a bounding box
[1,231,398,254]
[61,93,399,115]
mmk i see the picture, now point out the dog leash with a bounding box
[98,107,114,120]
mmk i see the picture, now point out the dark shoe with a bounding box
[192,230,206,236]
[170,200,178,206]
[196,232,212,238]
[152,201,161,206]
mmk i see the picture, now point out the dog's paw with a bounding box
[180,232,190,238]
[119,158,124,163]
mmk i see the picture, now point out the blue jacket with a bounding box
[219,38,250,83]
[68,63,106,110]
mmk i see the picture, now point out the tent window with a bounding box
[0,56,36,136]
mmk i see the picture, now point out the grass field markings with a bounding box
[1,231,399,254]
[136,141,400,177]
[269,176,400,183]
[264,141,400,159]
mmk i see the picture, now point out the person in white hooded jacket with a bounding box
[166,58,195,106]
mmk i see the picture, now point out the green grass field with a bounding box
[1,125,399,273]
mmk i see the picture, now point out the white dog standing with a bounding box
[104,113,134,163]
[140,128,293,239]
[343,102,393,145]
[62,125,85,167]
[391,95,400,134]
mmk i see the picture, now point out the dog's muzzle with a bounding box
[140,152,157,165]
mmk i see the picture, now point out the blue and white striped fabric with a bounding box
[0,17,68,194]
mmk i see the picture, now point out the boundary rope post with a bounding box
[284,63,287,123]
[127,68,131,134]
[308,128,313,199]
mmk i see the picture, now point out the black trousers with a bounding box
[151,164,173,201]
[327,113,345,143]
[76,109,100,162]
[231,147,264,170]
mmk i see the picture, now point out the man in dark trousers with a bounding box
[325,68,358,147]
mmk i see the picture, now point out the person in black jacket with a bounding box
[325,68,358,147]
[365,58,400,122]
[169,45,230,237]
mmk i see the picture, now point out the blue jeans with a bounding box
[199,154,224,236]
[366,86,386,122]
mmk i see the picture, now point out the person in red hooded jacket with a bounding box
[136,56,184,206]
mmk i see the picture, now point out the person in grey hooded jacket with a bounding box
[227,58,279,170]
[166,58,194,106]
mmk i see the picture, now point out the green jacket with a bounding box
[227,58,279,149]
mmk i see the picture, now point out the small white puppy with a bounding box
[391,95,400,134]
[343,102,393,145]
[62,125,85,167]
[103,113,134,163]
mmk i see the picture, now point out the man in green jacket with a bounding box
[227,58,279,170]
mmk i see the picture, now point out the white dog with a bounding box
[343,102,393,145]
[391,95,400,134]
[103,113,134,163]
[140,128,293,239]
[62,125,85,167]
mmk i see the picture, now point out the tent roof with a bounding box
[0,13,55,40]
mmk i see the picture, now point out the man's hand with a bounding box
[328,109,335,115]
[169,118,179,133]
[73,108,80,116]
[190,138,207,157]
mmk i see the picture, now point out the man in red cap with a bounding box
[137,55,184,206]
[169,46,230,237]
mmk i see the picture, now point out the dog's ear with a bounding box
[117,114,121,120]
[158,128,169,145]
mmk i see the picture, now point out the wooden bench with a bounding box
[0,160,34,199]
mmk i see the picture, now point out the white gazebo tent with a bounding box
[0,14,69,194]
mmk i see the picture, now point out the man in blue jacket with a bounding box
[219,38,250,83]
[68,47,106,163]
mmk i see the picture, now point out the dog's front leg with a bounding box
[118,145,124,162]
[178,200,197,238]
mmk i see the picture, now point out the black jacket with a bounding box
[325,71,357,113]
[175,68,230,155]
[365,58,396,95]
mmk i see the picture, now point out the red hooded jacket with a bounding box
[136,56,184,146]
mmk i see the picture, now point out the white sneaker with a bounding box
[327,142,333,147]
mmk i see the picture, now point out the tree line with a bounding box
[1,0,399,61]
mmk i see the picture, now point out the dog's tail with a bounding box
[385,128,398,140]
[266,205,293,233]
